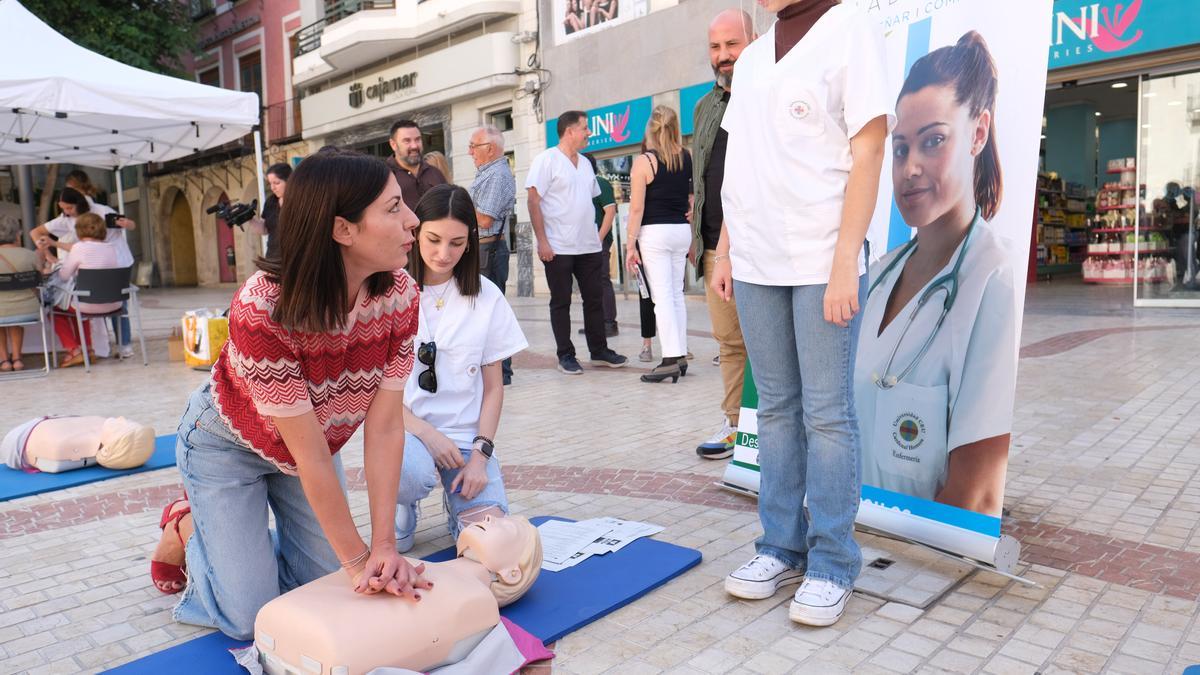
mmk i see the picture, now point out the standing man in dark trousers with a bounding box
[468,124,517,385]
[526,111,628,375]
[582,153,619,337]
[386,119,447,212]
[692,9,755,460]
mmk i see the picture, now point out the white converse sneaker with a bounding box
[724,554,804,600]
[788,577,851,626]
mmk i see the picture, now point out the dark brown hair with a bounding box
[409,184,481,298]
[58,187,90,215]
[266,163,292,182]
[899,30,1003,220]
[74,213,106,240]
[257,149,395,332]
[556,111,587,137]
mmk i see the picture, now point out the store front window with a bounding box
[1135,70,1200,306]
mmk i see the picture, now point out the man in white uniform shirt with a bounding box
[525,111,627,375]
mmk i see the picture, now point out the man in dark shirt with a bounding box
[691,9,754,461]
[385,119,447,211]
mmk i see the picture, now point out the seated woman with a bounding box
[2,416,154,473]
[147,150,430,639]
[51,213,122,368]
[254,515,542,674]
[0,214,41,372]
[396,184,528,551]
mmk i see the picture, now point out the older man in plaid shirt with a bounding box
[467,124,517,384]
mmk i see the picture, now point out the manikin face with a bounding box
[708,16,750,88]
[338,175,418,273]
[418,217,470,280]
[457,515,528,584]
[267,173,287,200]
[891,85,990,229]
[389,126,424,166]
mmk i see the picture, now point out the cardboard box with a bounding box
[168,335,184,362]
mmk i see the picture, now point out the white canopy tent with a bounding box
[0,0,264,217]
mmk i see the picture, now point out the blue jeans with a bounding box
[734,277,867,590]
[479,238,513,381]
[395,432,508,544]
[173,383,342,639]
[110,304,130,347]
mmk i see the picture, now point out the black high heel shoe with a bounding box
[641,362,682,383]
[679,358,688,377]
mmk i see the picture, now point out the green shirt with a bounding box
[690,84,730,277]
[593,176,616,246]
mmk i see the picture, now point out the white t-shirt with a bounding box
[44,199,134,268]
[855,217,1016,502]
[721,4,895,286]
[524,147,602,255]
[405,276,528,447]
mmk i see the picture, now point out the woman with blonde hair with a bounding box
[624,105,693,383]
[422,151,452,184]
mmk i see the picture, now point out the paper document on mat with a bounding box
[537,520,614,564]
[538,518,664,571]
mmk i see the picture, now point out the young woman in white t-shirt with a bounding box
[396,184,528,551]
[711,0,893,627]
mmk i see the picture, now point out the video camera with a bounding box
[206,199,258,230]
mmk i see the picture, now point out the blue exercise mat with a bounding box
[0,434,176,502]
[102,516,701,674]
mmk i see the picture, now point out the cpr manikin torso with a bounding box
[254,515,542,675]
[5,416,154,473]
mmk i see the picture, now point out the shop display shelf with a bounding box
[1085,248,1173,256]
[1106,167,1135,174]
[1097,204,1137,212]
[1091,227,1170,233]
[1083,276,1166,285]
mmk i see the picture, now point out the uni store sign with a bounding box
[544,97,653,152]
[1049,0,1197,69]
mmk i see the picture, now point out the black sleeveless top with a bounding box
[643,149,693,225]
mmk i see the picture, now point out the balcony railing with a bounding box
[264,98,303,146]
[295,0,396,57]
[189,0,215,20]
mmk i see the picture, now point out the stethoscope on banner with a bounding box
[867,216,977,390]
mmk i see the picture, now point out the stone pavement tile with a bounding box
[25,658,84,675]
[1107,653,1167,674]
[72,643,132,670]
[866,647,924,674]
[964,620,1015,642]
[1117,636,1172,664]
[888,632,943,658]
[1012,624,1067,650]
[983,653,1041,675]
[3,630,55,658]
[928,648,984,672]
[1052,647,1110,672]
[741,651,796,675]
[1066,630,1120,657]
[612,658,663,675]
[640,641,700,671]
[806,643,871,670]
[906,618,957,642]
[875,602,923,624]
[685,646,747,674]
[997,639,1054,666]
[1129,622,1184,647]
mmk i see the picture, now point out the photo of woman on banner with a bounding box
[855,31,1016,517]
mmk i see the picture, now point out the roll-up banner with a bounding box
[721,0,1052,574]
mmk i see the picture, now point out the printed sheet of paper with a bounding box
[536,519,615,565]
[538,518,664,571]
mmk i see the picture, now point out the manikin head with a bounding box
[456,515,542,607]
[95,417,155,469]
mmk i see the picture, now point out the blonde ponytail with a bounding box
[645,105,684,173]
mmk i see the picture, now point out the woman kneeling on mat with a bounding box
[149,149,430,640]
[395,184,527,550]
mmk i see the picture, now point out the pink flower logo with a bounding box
[609,107,631,143]
[1081,0,1143,53]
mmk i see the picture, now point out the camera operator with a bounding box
[251,163,291,260]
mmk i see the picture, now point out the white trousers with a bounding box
[639,223,691,358]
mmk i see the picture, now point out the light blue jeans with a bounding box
[173,383,343,640]
[734,277,867,590]
[395,432,508,545]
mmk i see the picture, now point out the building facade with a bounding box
[146,0,310,287]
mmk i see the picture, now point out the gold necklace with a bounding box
[430,281,452,310]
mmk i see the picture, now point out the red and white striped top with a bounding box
[210,270,419,474]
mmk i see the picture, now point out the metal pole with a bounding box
[253,129,267,253]
[16,165,35,246]
[115,167,126,213]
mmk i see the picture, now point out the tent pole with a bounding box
[16,165,35,246]
[115,167,126,213]
[253,129,267,253]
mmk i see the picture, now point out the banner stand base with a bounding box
[857,525,1039,590]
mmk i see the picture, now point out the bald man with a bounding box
[691,9,756,461]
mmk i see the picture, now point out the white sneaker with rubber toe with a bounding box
[788,577,851,626]
[724,554,804,600]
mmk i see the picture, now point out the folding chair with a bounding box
[48,266,147,373]
[0,269,50,380]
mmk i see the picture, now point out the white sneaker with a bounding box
[394,503,418,553]
[118,345,135,359]
[696,418,737,460]
[789,577,851,626]
[724,554,804,600]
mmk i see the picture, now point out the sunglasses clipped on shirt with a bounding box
[418,341,437,393]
